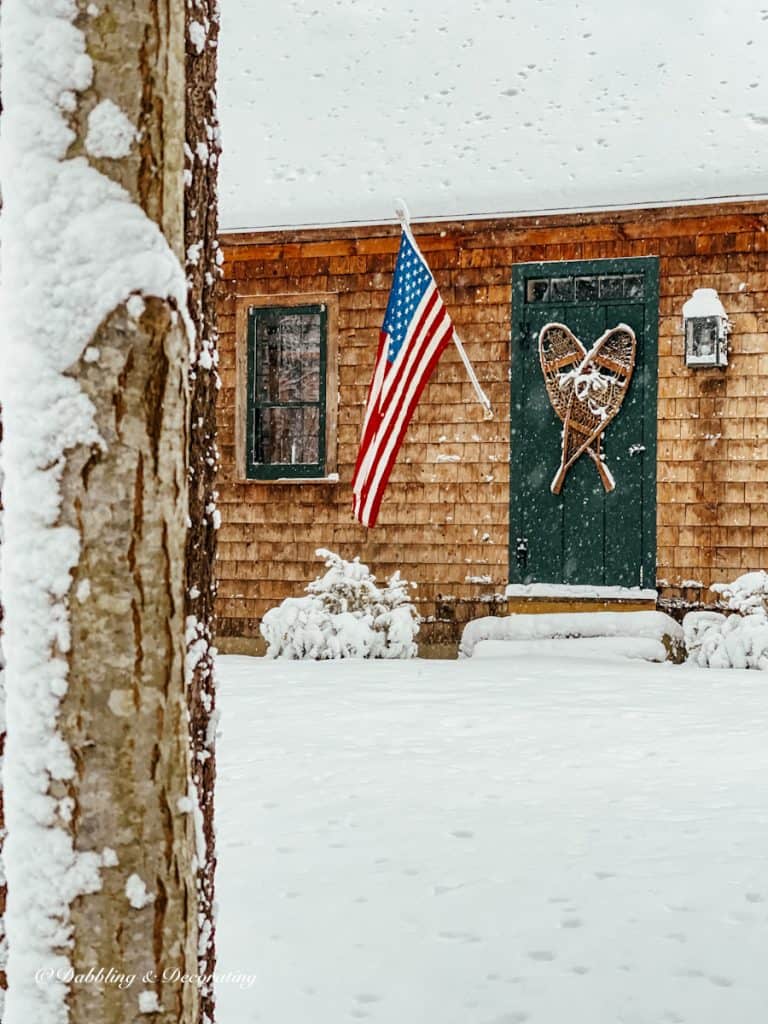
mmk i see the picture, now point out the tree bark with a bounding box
[6,2,196,1021]
[184,3,221,1022]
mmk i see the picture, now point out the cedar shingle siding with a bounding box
[217,201,768,641]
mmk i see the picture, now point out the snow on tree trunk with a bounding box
[0,20,7,1007]
[184,3,221,1023]
[0,413,6,1011]
[0,3,198,1023]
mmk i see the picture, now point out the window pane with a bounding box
[526,278,549,303]
[599,275,623,299]
[574,276,598,301]
[623,275,644,299]
[253,405,320,466]
[550,277,574,302]
[255,312,321,402]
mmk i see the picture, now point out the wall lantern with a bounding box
[682,288,731,368]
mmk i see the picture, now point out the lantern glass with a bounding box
[685,315,726,367]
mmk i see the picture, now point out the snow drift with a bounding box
[460,610,684,661]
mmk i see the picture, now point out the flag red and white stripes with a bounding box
[352,228,456,527]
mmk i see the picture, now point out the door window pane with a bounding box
[623,275,644,299]
[599,275,623,299]
[574,276,599,301]
[526,278,549,303]
[550,277,574,302]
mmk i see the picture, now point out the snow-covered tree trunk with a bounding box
[0,3,198,1023]
[184,3,221,1023]
[0,10,8,1006]
[0,415,5,1013]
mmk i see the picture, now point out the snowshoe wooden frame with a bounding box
[539,322,637,495]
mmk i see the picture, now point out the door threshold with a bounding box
[505,583,657,615]
[506,583,658,600]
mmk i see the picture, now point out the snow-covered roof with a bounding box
[219,1,768,231]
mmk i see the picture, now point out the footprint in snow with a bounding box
[560,917,583,928]
[745,892,764,903]
[483,1013,529,1024]
[355,993,381,1005]
[594,871,616,880]
[450,829,474,839]
[439,930,482,944]
[433,883,466,896]
[527,950,556,962]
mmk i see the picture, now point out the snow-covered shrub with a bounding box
[711,570,768,615]
[684,571,768,670]
[260,549,419,659]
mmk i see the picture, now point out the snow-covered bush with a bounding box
[684,571,768,670]
[711,570,768,615]
[260,549,419,659]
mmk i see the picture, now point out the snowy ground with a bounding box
[216,650,768,1024]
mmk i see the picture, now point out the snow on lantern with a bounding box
[682,288,731,368]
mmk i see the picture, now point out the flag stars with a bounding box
[382,234,435,362]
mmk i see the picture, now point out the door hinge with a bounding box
[515,536,529,570]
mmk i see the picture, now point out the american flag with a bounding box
[352,229,455,527]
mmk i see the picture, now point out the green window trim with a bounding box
[246,303,328,480]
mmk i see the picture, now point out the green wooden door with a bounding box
[509,258,659,588]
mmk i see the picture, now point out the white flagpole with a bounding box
[393,198,493,419]
[452,329,493,418]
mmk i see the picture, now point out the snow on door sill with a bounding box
[505,583,658,601]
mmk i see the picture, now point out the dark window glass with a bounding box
[253,406,320,465]
[624,275,644,299]
[550,277,574,302]
[526,278,549,303]
[574,276,599,301]
[599,275,624,299]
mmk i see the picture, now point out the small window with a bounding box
[246,304,327,479]
[623,275,644,299]
[526,278,549,303]
[574,276,598,302]
[549,277,574,302]
[599,275,624,299]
